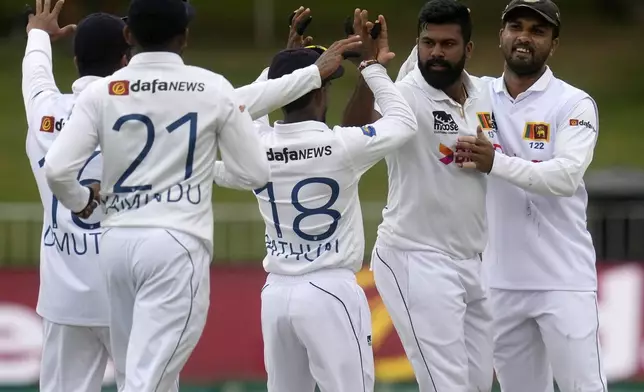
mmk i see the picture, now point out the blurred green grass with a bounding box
[1,23,643,202]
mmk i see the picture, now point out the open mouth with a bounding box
[513,47,532,55]
[429,64,448,70]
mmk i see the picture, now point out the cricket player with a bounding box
[342,1,497,391]
[22,2,129,390]
[42,0,360,390]
[214,15,417,392]
[455,1,606,391]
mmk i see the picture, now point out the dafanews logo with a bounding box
[570,118,596,132]
[109,79,206,95]
[39,116,54,133]
[433,111,459,134]
[108,80,129,96]
[39,116,66,133]
[266,146,332,164]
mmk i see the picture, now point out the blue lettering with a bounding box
[263,235,341,263]
[288,243,304,261]
[102,184,204,213]
[186,184,201,204]
[54,231,69,254]
[167,184,184,202]
[42,225,101,256]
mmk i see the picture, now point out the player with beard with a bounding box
[455,1,605,391]
[342,1,497,391]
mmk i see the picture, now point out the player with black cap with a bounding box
[22,1,130,391]
[453,1,606,391]
[42,0,360,391]
[214,13,417,392]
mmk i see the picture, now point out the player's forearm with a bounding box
[363,64,417,135]
[45,164,92,213]
[22,29,57,112]
[341,75,379,127]
[235,64,321,120]
[490,152,588,197]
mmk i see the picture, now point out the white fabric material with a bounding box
[490,289,607,392]
[40,320,112,392]
[99,228,211,392]
[372,247,493,392]
[261,269,374,392]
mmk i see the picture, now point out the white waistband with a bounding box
[266,268,355,284]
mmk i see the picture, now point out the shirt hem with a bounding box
[488,285,597,292]
[37,309,109,327]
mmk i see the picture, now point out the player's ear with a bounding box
[120,54,129,68]
[73,56,78,73]
[465,40,473,60]
[498,28,504,48]
[550,37,559,57]
[181,28,189,52]
[123,25,135,47]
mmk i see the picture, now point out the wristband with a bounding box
[358,59,379,71]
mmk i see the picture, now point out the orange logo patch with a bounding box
[108,80,130,96]
[239,105,246,113]
[569,119,579,126]
[40,116,55,133]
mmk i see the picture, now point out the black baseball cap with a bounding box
[268,46,344,82]
[124,0,195,46]
[74,13,129,70]
[502,0,561,27]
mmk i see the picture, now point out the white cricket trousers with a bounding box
[99,227,211,392]
[40,320,112,392]
[261,268,375,392]
[372,247,493,392]
[490,289,608,392]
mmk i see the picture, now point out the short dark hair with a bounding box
[417,0,473,42]
[126,0,191,50]
[282,81,330,114]
[74,13,129,77]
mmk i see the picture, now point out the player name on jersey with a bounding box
[108,79,206,96]
[103,183,202,214]
[264,234,340,263]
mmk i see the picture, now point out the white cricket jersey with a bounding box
[376,65,498,260]
[215,64,418,275]
[482,68,599,291]
[22,29,109,326]
[44,52,273,254]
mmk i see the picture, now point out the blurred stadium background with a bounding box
[0,0,643,390]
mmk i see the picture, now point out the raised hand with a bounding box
[26,0,76,41]
[287,6,314,49]
[314,35,362,80]
[372,15,396,66]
